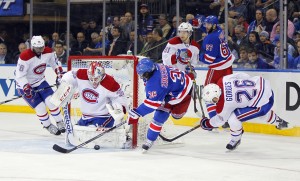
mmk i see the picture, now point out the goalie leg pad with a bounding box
[72,125,129,149]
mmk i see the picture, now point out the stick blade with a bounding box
[53,144,70,153]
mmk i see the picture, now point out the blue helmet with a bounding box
[204,15,218,25]
[136,58,155,80]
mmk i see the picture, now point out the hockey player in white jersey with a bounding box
[199,73,290,150]
[59,61,128,127]
[15,35,65,135]
[51,62,130,148]
[162,22,200,79]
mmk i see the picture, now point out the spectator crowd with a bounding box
[1,0,300,70]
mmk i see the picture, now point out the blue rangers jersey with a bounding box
[199,26,234,70]
[136,64,193,116]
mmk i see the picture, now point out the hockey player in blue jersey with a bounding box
[127,58,193,152]
[200,73,290,150]
[199,15,235,128]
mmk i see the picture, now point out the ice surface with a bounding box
[0,112,299,181]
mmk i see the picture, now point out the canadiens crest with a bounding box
[33,63,47,74]
[82,89,99,103]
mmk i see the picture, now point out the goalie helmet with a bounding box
[202,83,222,104]
[136,58,155,81]
[87,62,105,88]
[31,35,45,55]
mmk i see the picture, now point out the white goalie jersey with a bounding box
[61,69,128,119]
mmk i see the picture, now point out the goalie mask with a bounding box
[31,35,45,56]
[202,83,222,104]
[87,62,105,89]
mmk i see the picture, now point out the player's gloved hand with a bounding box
[23,84,34,99]
[200,117,214,131]
[106,103,125,124]
[55,67,64,86]
[127,109,141,125]
[177,49,192,65]
[185,65,197,80]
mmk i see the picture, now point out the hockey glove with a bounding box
[55,67,64,86]
[185,65,197,80]
[200,117,214,131]
[176,49,192,65]
[127,109,141,125]
[23,84,35,99]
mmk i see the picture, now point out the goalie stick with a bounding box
[0,84,57,105]
[52,120,127,153]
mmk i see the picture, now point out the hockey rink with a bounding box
[0,112,299,181]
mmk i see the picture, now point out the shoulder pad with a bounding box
[168,37,182,45]
[19,49,35,61]
[100,74,120,92]
[77,69,89,80]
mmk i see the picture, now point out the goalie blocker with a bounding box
[50,62,131,149]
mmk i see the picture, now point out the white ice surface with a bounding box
[0,112,299,181]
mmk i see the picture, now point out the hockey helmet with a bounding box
[177,22,193,33]
[31,35,45,48]
[204,15,218,26]
[87,62,105,88]
[136,58,155,81]
[202,83,222,104]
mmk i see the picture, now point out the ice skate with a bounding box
[141,139,153,153]
[275,116,290,130]
[45,123,61,135]
[56,121,66,133]
[226,139,241,150]
[226,130,244,150]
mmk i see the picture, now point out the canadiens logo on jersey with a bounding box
[148,91,157,99]
[82,89,99,103]
[33,63,47,74]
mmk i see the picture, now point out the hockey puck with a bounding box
[94,145,100,150]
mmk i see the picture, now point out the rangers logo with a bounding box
[148,91,157,99]
[206,44,213,51]
[33,63,47,74]
[82,89,99,103]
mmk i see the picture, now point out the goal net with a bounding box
[67,55,183,148]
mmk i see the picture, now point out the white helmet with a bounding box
[178,22,193,32]
[202,84,222,104]
[31,35,45,48]
[87,62,105,88]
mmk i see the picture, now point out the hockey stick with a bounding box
[0,84,57,105]
[52,120,127,153]
[158,85,206,142]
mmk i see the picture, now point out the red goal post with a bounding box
[67,55,139,147]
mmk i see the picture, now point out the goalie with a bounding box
[51,62,130,149]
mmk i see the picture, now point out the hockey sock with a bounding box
[147,120,163,141]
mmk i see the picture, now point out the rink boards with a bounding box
[0,65,299,136]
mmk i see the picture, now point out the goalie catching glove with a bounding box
[127,109,141,125]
